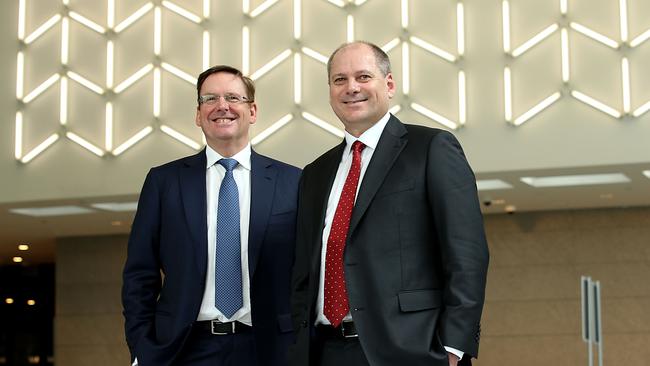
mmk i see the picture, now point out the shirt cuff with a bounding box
[444,346,464,361]
[132,358,138,366]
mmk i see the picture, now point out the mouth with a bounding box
[343,98,368,105]
[210,116,237,125]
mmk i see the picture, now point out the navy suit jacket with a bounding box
[122,149,301,366]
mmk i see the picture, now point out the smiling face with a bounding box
[195,72,257,156]
[328,43,396,137]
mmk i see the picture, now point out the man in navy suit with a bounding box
[122,65,301,366]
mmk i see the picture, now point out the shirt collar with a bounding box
[343,111,391,153]
[205,143,252,171]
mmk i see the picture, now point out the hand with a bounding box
[447,352,459,366]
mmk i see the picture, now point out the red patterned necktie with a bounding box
[324,140,365,327]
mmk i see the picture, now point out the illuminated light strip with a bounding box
[294,53,301,104]
[301,47,328,64]
[561,28,570,82]
[411,103,458,130]
[560,0,568,15]
[15,112,23,159]
[162,1,202,23]
[633,101,650,117]
[389,104,401,115]
[457,3,465,56]
[153,67,161,117]
[570,22,619,49]
[513,92,561,126]
[202,31,210,71]
[113,126,154,156]
[327,0,346,8]
[382,38,401,53]
[251,114,293,145]
[294,0,301,40]
[401,0,408,29]
[242,26,250,75]
[250,0,280,18]
[347,15,354,42]
[154,7,162,55]
[25,14,62,44]
[458,70,466,125]
[69,11,105,34]
[302,112,345,138]
[16,52,24,99]
[402,42,410,95]
[243,0,250,14]
[108,0,116,28]
[66,132,105,157]
[410,36,456,63]
[115,3,154,33]
[504,67,512,122]
[23,74,60,103]
[621,58,630,114]
[61,17,69,65]
[21,134,59,164]
[106,41,115,88]
[250,49,292,81]
[18,0,26,40]
[571,90,622,118]
[502,0,510,53]
[161,62,197,84]
[60,76,68,125]
[630,29,650,48]
[511,23,559,57]
[161,125,202,150]
[114,64,154,93]
[203,0,210,18]
[105,102,113,150]
[354,0,367,5]
[67,71,104,95]
[619,0,628,42]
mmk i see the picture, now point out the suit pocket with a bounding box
[398,289,442,312]
[277,313,293,333]
[375,178,415,198]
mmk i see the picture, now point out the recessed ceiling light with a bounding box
[18,244,29,251]
[5,298,14,304]
[27,299,36,306]
[476,179,513,191]
[520,173,630,188]
[12,256,23,263]
[91,202,138,212]
[9,206,94,217]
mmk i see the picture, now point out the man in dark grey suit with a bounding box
[289,41,489,366]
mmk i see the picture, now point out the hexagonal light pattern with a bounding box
[14,0,469,163]
[502,0,650,126]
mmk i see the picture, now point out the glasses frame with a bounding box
[198,93,254,106]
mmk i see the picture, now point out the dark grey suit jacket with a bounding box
[289,115,489,366]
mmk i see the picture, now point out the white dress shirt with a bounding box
[314,113,464,361]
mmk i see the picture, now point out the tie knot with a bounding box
[218,158,238,172]
[352,140,365,154]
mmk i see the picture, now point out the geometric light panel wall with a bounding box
[14,0,466,164]
[503,0,650,126]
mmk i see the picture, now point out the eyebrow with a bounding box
[331,70,375,78]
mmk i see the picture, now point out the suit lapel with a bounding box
[309,141,347,280]
[248,151,276,279]
[180,150,209,279]
[348,115,407,235]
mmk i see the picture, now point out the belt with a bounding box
[195,320,252,335]
[316,321,358,339]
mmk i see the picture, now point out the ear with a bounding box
[248,102,258,125]
[386,72,396,99]
[195,107,201,126]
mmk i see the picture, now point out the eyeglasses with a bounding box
[198,93,253,105]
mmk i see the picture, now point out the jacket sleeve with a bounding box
[122,169,163,360]
[426,130,489,358]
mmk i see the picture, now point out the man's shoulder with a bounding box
[253,152,302,176]
[149,151,204,174]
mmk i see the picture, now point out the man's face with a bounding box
[195,72,257,151]
[328,44,395,135]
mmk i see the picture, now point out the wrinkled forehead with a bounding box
[329,44,380,76]
[200,72,247,94]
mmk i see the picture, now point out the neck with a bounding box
[207,140,247,158]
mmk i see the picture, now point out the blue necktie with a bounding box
[215,158,243,318]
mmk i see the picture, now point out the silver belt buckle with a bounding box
[211,320,235,335]
[341,321,358,338]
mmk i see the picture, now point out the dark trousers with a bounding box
[173,325,257,366]
[314,336,370,366]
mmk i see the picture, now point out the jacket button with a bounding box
[301,320,308,328]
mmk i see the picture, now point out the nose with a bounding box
[215,96,230,110]
[345,80,360,94]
